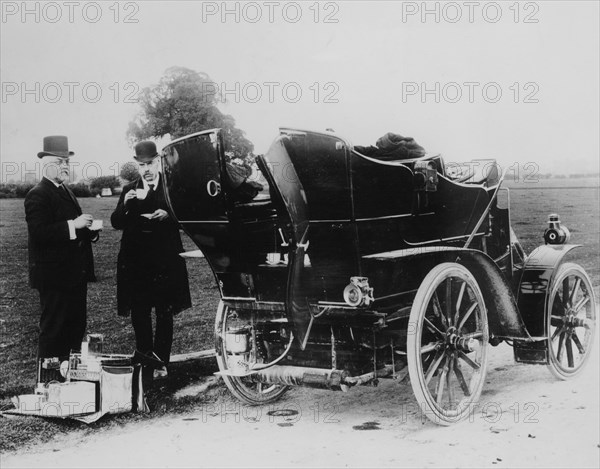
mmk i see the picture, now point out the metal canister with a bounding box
[225,328,250,354]
[87,334,104,356]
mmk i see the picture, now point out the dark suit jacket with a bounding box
[111,176,191,316]
[24,178,95,289]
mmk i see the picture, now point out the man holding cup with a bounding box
[25,136,99,369]
[111,141,191,379]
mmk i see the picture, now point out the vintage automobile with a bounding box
[161,128,597,425]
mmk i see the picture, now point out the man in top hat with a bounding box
[25,136,99,364]
[111,141,191,379]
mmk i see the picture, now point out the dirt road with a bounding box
[2,339,599,469]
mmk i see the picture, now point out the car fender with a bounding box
[515,244,581,338]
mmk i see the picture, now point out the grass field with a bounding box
[0,179,598,452]
[503,178,600,286]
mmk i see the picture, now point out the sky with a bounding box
[1,0,599,183]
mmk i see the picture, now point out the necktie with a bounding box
[147,184,155,196]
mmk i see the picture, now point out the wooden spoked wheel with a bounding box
[407,263,489,425]
[214,301,288,405]
[547,263,597,380]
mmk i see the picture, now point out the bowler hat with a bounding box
[37,136,75,158]
[133,141,159,163]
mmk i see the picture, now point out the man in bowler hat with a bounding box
[111,141,191,379]
[25,136,99,363]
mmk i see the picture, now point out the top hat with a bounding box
[37,136,75,158]
[133,141,159,163]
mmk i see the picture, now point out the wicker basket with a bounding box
[67,369,101,382]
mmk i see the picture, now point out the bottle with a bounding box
[81,336,89,362]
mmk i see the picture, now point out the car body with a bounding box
[161,128,596,425]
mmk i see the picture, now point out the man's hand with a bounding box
[150,209,169,221]
[124,190,137,204]
[73,214,93,229]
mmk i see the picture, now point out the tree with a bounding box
[120,162,139,183]
[89,176,120,195]
[127,66,254,162]
[68,182,92,197]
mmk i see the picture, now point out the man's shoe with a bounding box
[132,350,165,369]
[153,366,168,379]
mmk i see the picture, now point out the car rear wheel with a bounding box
[407,263,489,425]
[214,301,288,405]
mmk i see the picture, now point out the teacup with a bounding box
[136,188,148,200]
[90,219,103,231]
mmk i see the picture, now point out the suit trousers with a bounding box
[38,283,87,358]
[131,304,174,365]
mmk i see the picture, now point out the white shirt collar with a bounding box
[141,173,160,190]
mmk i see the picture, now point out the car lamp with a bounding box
[544,213,570,245]
[343,277,374,307]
